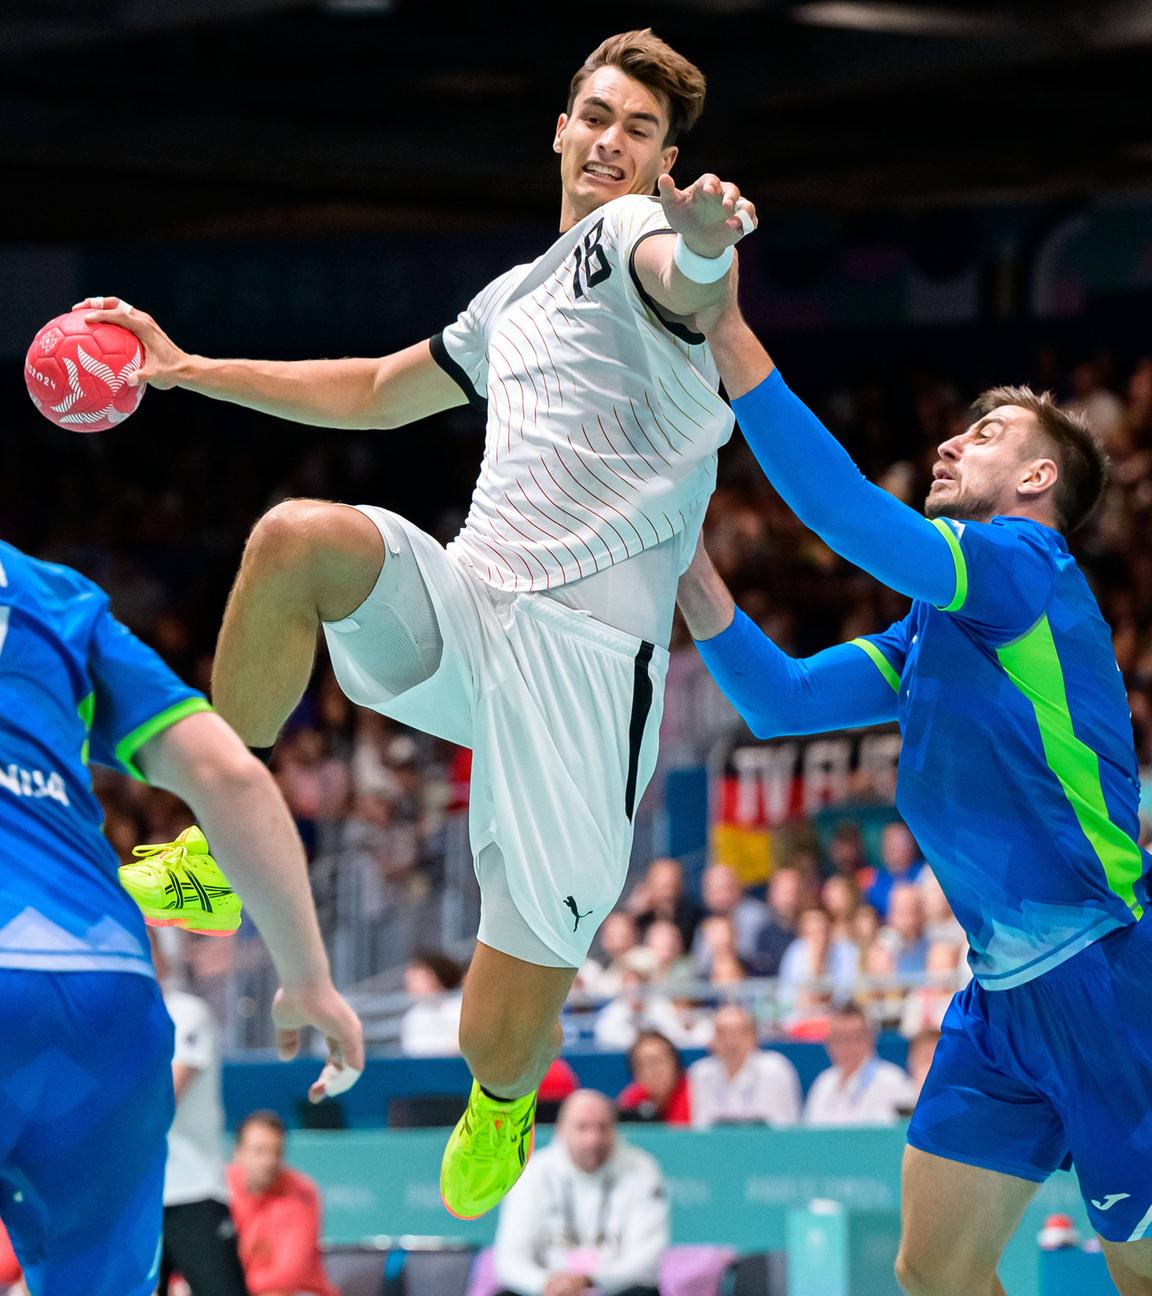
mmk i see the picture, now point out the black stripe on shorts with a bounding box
[625,640,656,823]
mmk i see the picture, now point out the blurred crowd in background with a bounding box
[3,344,1150,1062]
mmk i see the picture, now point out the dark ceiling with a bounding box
[2,0,1151,240]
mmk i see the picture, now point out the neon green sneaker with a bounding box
[440,1081,537,1219]
[119,825,242,938]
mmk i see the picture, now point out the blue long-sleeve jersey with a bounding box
[0,541,210,976]
[698,368,1148,989]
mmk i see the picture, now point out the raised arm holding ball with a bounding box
[39,28,756,1223]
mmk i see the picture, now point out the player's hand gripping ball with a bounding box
[25,308,145,432]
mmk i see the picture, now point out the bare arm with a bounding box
[676,533,737,641]
[74,297,465,430]
[632,173,756,318]
[138,710,364,1098]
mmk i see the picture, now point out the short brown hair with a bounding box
[236,1109,286,1142]
[972,385,1109,533]
[568,29,706,145]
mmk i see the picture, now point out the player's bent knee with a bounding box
[895,1249,981,1296]
[895,1251,937,1296]
[244,499,383,616]
[894,1251,921,1295]
[244,498,333,578]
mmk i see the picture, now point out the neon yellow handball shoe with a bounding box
[119,825,242,938]
[440,1081,537,1220]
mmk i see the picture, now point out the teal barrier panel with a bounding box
[286,1125,1097,1296]
[288,1125,907,1250]
[787,1204,902,1296]
[1038,1248,1115,1295]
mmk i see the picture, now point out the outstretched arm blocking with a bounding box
[730,367,960,608]
[677,539,905,738]
[697,608,902,738]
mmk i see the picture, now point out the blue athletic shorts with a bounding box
[0,969,174,1295]
[908,917,1152,1242]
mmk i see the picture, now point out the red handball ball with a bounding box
[25,310,145,432]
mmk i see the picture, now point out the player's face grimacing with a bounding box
[553,67,679,230]
[925,404,1058,525]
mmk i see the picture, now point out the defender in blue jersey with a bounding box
[677,279,1152,1293]
[0,540,363,1296]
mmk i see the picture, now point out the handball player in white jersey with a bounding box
[82,28,754,1217]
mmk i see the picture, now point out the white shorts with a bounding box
[322,506,668,968]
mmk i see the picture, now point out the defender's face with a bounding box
[926,405,1044,523]
[554,67,678,225]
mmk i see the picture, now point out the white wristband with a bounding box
[673,235,734,284]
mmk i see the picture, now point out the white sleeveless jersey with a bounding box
[431,195,735,592]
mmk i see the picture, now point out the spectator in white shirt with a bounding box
[804,1003,909,1126]
[493,1090,668,1296]
[688,1004,802,1129]
[399,951,463,1057]
[153,933,248,1296]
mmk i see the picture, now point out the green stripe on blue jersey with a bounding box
[850,637,901,693]
[77,691,95,766]
[930,517,969,612]
[997,615,1145,918]
[115,697,214,783]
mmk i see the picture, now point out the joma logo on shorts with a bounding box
[1091,1193,1131,1211]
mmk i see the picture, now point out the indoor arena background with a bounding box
[2,3,1150,1294]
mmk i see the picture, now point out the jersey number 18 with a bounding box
[571,218,612,299]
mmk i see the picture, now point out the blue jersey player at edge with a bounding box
[0,541,363,1296]
[677,267,1152,1295]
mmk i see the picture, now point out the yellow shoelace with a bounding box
[130,839,189,865]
